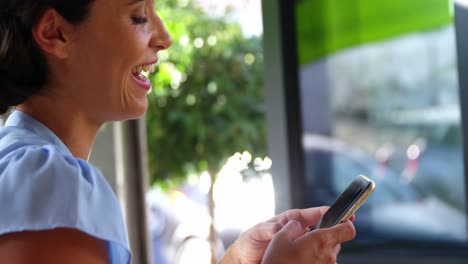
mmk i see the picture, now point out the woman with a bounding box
[0,0,356,263]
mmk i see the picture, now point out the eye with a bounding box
[131,16,148,25]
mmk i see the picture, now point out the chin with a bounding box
[125,101,149,120]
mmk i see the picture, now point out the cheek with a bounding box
[126,38,148,59]
[70,37,113,80]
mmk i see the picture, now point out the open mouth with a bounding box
[130,62,157,91]
[131,62,157,80]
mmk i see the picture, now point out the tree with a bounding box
[146,0,266,262]
[147,0,265,186]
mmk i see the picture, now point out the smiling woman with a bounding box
[0,0,170,263]
[0,0,358,264]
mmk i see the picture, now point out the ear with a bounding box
[32,8,73,59]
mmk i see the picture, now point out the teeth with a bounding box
[132,63,156,75]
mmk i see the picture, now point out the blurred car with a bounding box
[385,124,465,211]
[303,134,467,244]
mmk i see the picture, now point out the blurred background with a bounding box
[144,0,271,263]
[83,0,468,263]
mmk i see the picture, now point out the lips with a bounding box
[131,60,157,91]
[131,72,151,91]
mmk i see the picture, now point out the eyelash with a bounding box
[131,16,148,25]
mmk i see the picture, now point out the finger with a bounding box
[333,244,341,256]
[303,220,356,246]
[266,207,326,223]
[267,207,329,229]
[275,220,304,242]
[248,221,285,242]
[328,221,356,244]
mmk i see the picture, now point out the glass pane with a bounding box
[297,0,467,245]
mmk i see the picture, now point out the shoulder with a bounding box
[0,228,109,264]
[0,125,73,172]
[0,126,131,262]
[0,130,123,231]
[0,125,46,157]
[0,126,99,189]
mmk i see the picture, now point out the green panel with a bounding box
[296,0,453,64]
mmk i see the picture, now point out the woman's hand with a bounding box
[220,206,355,264]
[261,220,356,264]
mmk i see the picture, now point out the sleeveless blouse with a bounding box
[0,110,131,263]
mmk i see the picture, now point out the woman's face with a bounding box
[64,0,171,122]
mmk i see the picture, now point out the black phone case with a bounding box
[319,176,372,228]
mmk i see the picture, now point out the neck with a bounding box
[17,95,102,160]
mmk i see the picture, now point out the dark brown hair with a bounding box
[0,0,95,114]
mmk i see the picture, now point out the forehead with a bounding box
[95,0,148,8]
[90,0,149,15]
[117,0,152,7]
[126,0,146,5]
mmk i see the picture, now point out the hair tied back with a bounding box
[0,9,17,21]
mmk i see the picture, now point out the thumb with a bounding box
[275,220,304,242]
[328,221,356,244]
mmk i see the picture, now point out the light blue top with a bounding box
[0,110,131,264]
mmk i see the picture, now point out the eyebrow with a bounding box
[127,0,145,6]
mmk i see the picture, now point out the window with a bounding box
[295,0,468,257]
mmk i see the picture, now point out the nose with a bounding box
[149,12,172,51]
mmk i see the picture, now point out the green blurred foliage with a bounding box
[146,0,265,186]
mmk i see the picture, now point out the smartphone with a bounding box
[318,175,375,228]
